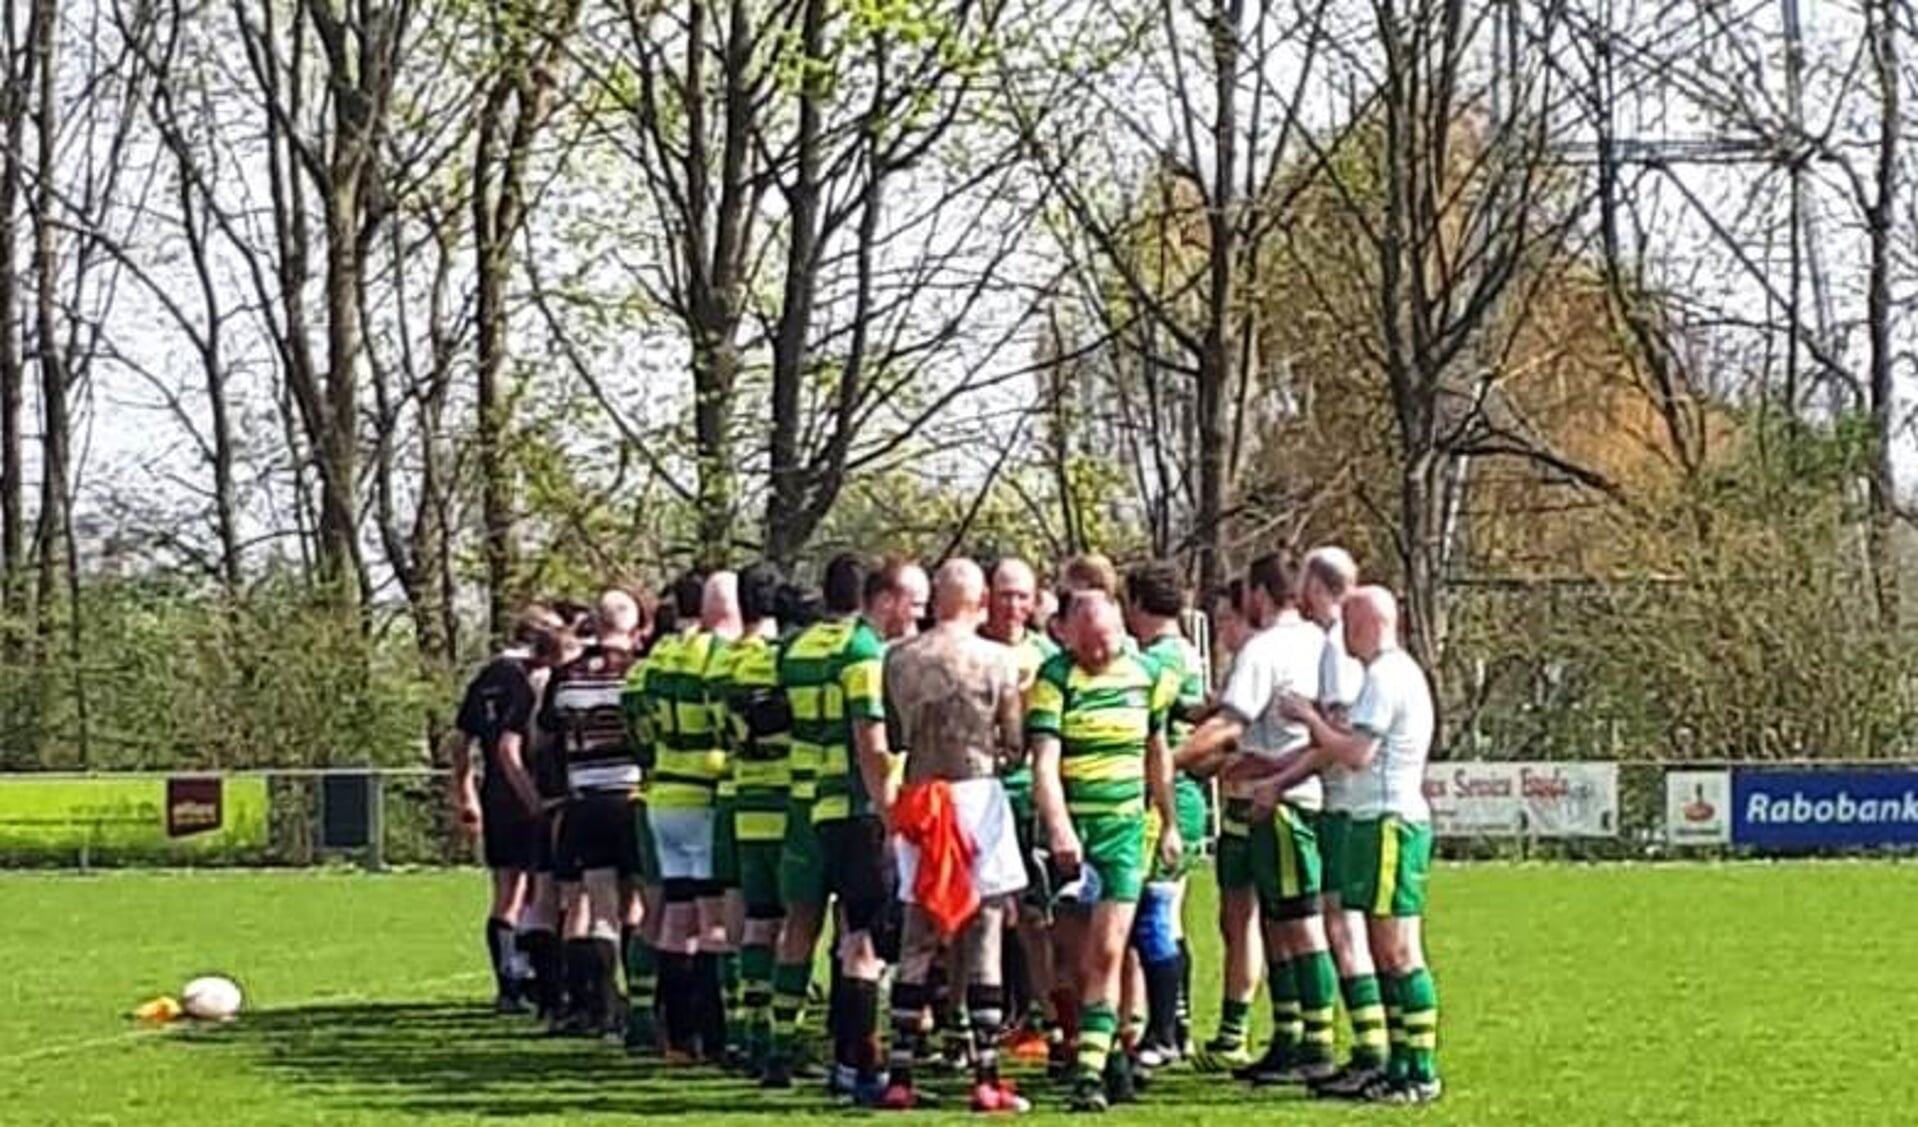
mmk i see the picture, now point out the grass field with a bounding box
[1,863,1914,1126]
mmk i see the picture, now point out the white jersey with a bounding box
[1347,647,1435,822]
[1218,613,1327,810]
[1316,619,1366,812]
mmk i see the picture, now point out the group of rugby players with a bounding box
[446,545,1441,1113]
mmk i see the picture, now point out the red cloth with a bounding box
[892,780,979,937]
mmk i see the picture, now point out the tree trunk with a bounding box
[1195,0,1242,597]
[1864,0,1899,626]
[29,0,66,636]
[1,0,30,625]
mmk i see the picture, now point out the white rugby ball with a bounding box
[180,975,244,1020]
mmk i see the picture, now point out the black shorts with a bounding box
[818,815,895,933]
[553,792,639,882]
[480,791,541,871]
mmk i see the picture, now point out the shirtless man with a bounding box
[875,559,1031,1113]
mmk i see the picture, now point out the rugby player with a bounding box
[877,559,1031,1113]
[697,574,748,1063]
[1029,597,1180,1113]
[646,572,737,1060]
[711,562,792,1075]
[766,554,892,1100]
[623,571,706,1053]
[446,605,565,1013]
[541,588,648,1038]
[866,555,930,643]
[1269,587,1442,1104]
[1298,547,1388,1095]
[979,558,1060,1062]
[1121,563,1207,1067]
[1192,577,1266,1070]
[1180,553,1341,1086]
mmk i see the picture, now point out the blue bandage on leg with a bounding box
[1131,880,1179,964]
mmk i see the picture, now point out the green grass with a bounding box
[1,863,1914,1125]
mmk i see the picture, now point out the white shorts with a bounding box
[894,777,1028,904]
[650,807,715,882]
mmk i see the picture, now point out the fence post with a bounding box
[365,770,386,873]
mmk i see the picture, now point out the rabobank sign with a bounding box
[1730,769,1918,851]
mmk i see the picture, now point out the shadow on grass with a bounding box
[175,1000,1296,1120]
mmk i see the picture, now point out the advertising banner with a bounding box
[1424,761,1618,837]
[1729,768,1918,851]
[0,775,269,857]
[1664,769,1732,844]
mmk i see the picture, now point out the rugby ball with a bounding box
[180,975,244,1020]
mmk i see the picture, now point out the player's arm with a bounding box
[1147,665,1182,869]
[1283,690,1382,770]
[494,673,543,814]
[845,635,895,824]
[993,656,1026,775]
[1026,664,1078,866]
[441,725,481,828]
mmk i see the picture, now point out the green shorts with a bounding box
[1342,815,1432,918]
[1216,794,1256,891]
[778,802,827,907]
[1151,777,1211,881]
[1252,803,1323,920]
[738,840,783,916]
[633,802,661,886]
[712,795,740,888]
[1319,810,1351,903]
[1071,812,1146,904]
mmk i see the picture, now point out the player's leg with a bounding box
[551,804,593,1034]
[962,902,1028,1112]
[765,813,828,1087]
[480,800,534,1012]
[1131,879,1180,1066]
[1245,805,1334,1085]
[1069,814,1145,1113]
[1197,824,1261,1070]
[623,800,664,1053]
[682,806,730,1063]
[879,905,940,1108]
[829,816,895,1106]
[650,806,706,1059]
[739,840,785,1074]
[705,795,745,1065]
[1358,818,1439,1104]
[1166,775,1207,1055]
[1317,811,1388,1091]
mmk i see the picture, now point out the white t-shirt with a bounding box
[1218,613,1327,810]
[1317,619,1366,812]
[1346,647,1435,822]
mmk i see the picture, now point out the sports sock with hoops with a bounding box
[968,983,1006,1086]
[1267,954,1302,1059]
[624,929,659,1042]
[888,980,925,1090]
[1341,974,1388,1070]
[1297,950,1338,1065]
[770,961,810,1061]
[1381,972,1408,1082]
[1396,968,1439,1083]
[741,945,776,1063]
[1215,998,1251,1048]
[486,918,517,999]
[721,952,743,1049]
[1076,1001,1118,1084]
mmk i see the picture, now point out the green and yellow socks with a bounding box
[1341,974,1389,1070]
[1382,969,1439,1083]
[1295,950,1338,1065]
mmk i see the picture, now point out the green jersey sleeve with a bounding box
[840,621,886,723]
[1025,652,1070,738]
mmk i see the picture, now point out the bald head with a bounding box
[985,556,1038,641]
[597,587,642,649]
[1303,546,1360,626]
[1341,584,1399,661]
[702,570,742,637]
[934,558,987,625]
[1068,593,1127,671]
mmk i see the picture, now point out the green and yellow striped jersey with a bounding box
[1026,649,1178,818]
[633,629,729,809]
[778,616,885,825]
[711,633,791,843]
[1140,632,1206,750]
